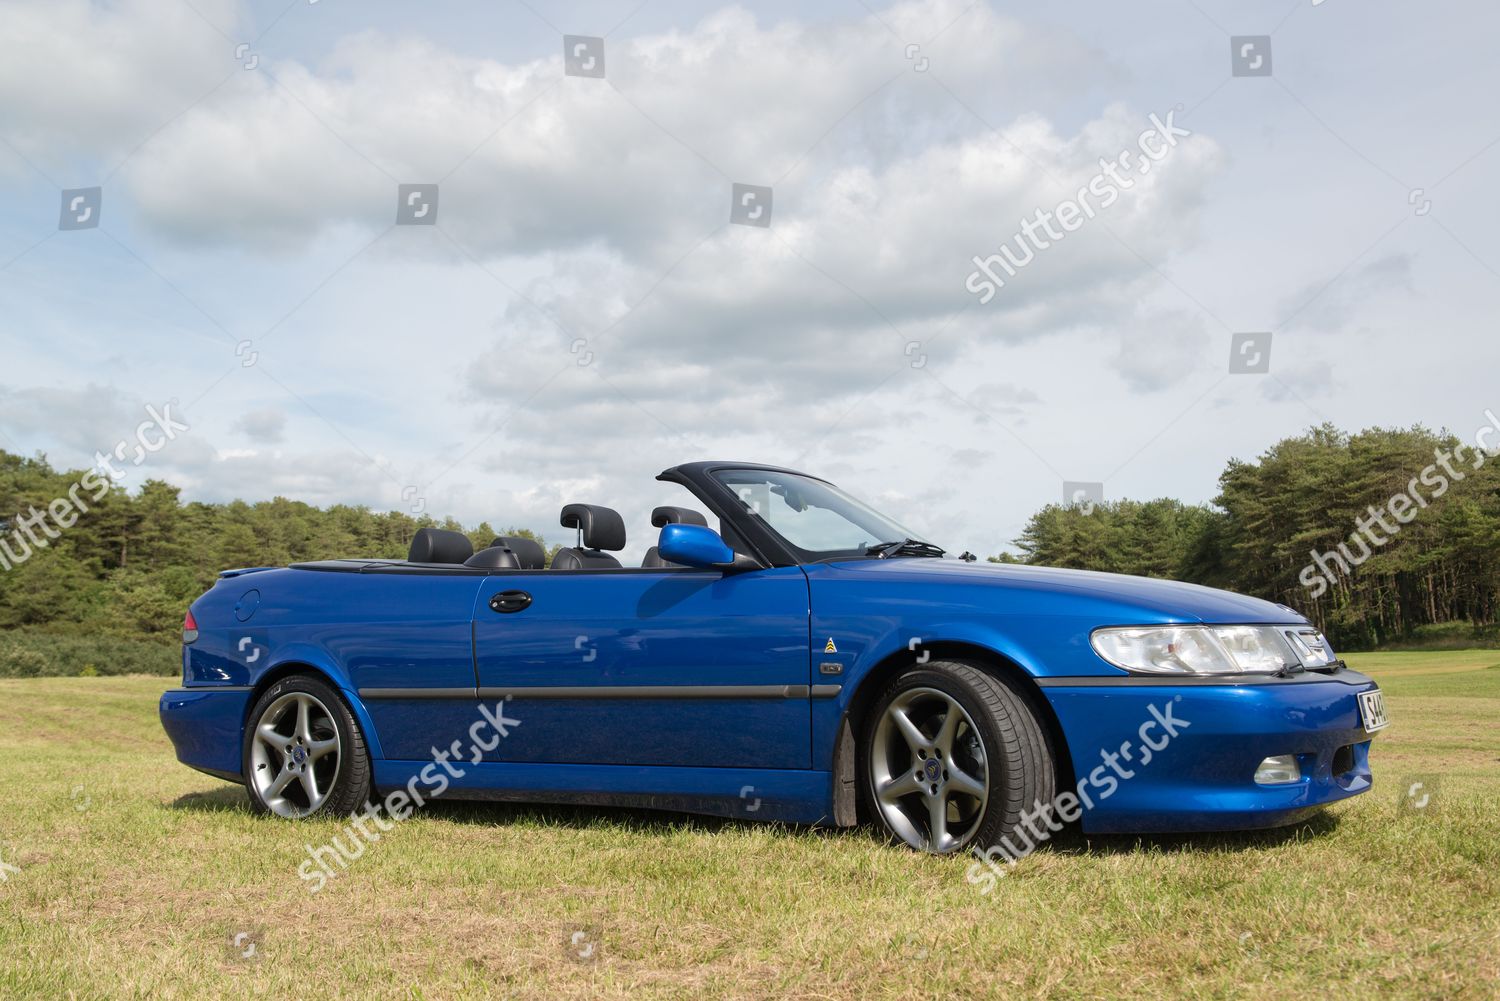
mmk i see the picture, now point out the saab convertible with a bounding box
[160,461,1387,854]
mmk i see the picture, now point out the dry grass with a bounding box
[0,651,1496,999]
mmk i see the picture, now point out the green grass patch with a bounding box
[0,651,1496,998]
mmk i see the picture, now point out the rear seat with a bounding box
[407,527,474,564]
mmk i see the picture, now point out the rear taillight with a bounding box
[182,609,199,645]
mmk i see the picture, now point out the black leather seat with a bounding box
[407,527,474,564]
[551,504,626,569]
[489,536,546,570]
[465,545,522,569]
[642,506,708,568]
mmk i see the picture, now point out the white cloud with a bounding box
[232,407,287,442]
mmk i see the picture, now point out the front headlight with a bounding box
[1091,625,1298,676]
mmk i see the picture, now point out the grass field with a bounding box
[1,652,1496,999]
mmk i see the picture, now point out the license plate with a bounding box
[1357,689,1389,732]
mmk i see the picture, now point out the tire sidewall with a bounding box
[860,664,1039,855]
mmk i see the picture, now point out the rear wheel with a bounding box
[862,661,1056,855]
[243,675,371,818]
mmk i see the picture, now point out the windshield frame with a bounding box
[706,467,939,564]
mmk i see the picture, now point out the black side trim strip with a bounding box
[359,685,816,700]
[360,687,477,699]
[810,685,842,698]
[477,684,811,699]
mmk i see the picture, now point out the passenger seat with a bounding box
[642,506,708,568]
[551,504,626,569]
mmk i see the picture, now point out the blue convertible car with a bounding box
[160,461,1386,855]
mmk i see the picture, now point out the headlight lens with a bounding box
[1091,625,1299,676]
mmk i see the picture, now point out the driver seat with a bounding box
[550,504,626,569]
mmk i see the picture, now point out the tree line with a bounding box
[996,425,1500,649]
[3,423,1497,652]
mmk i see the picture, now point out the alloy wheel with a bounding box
[248,691,341,818]
[869,686,989,853]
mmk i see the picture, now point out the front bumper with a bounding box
[1041,670,1381,834]
[159,687,252,782]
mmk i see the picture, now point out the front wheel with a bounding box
[243,675,371,818]
[862,661,1056,855]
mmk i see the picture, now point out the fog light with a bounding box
[1254,754,1301,785]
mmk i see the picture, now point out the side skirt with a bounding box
[371,761,834,826]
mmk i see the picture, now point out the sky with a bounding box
[1,0,1497,562]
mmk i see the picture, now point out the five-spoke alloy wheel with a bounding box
[862,661,1056,855]
[244,675,371,818]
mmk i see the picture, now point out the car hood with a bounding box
[821,558,1303,625]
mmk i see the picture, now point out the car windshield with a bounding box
[712,469,939,561]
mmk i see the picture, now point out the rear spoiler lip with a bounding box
[217,566,280,579]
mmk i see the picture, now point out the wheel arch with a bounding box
[244,658,386,761]
[838,640,1075,820]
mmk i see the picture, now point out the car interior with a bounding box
[404,503,726,571]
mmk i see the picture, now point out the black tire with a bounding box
[860,660,1056,855]
[242,674,372,818]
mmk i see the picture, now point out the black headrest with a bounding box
[465,546,522,570]
[650,506,708,528]
[408,527,474,564]
[490,536,546,570]
[559,504,626,552]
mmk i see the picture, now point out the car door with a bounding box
[471,565,812,769]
